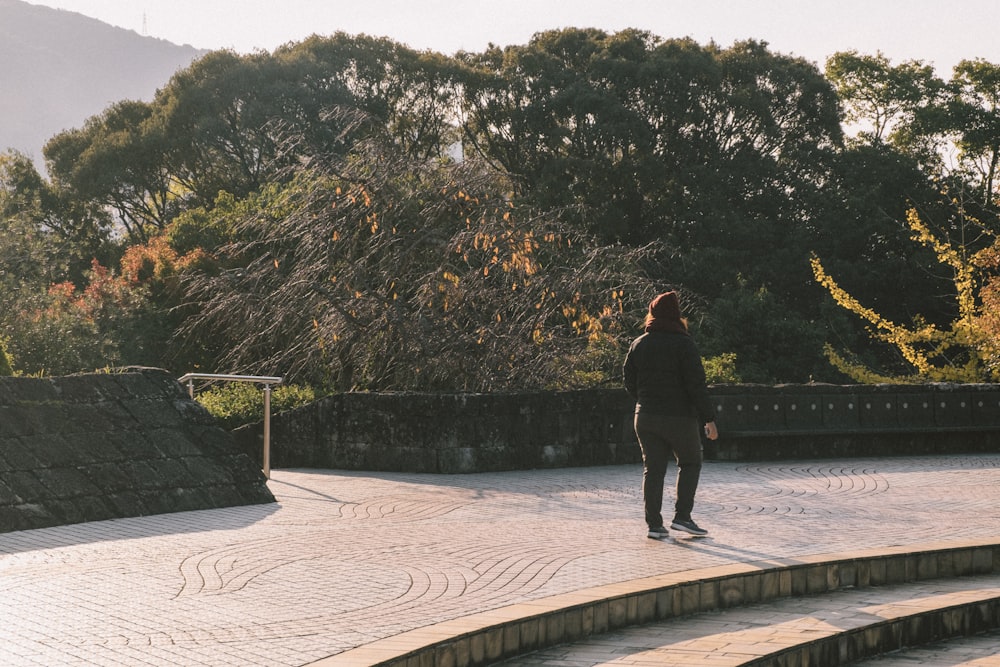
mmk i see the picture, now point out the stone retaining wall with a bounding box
[236,389,639,474]
[0,368,274,534]
[235,383,1000,473]
[710,382,1000,460]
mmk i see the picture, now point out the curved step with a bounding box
[309,539,1000,666]
[850,629,1000,666]
[503,574,1000,665]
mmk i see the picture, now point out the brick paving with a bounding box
[1,454,999,666]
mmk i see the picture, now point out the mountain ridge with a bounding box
[0,0,207,171]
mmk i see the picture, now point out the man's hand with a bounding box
[704,421,719,441]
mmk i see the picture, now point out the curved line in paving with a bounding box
[735,464,890,497]
[173,496,470,597]
[337,496,468,520]
[156,541,584,646]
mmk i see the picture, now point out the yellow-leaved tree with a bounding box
[811,208,1000,383]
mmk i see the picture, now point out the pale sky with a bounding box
[23,0,1000,75]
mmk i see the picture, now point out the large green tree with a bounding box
[948,59,1000,208]
[45,100,172,243]
[825,50,944,148]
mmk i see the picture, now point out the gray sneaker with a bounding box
[671,518,708,536]
[647,525,669,540]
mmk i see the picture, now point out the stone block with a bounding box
[791,567,808,595]
[971,385,1000,427]
[104,491,149,517]
[580,605,594,635]
[895,393,936,428]
[760,570,780,600]
[2,376,59,404]
[698,580,718,611]
[200,485,248,509]
[719,577,744,608]
[0,477,21,505]
[859,389,899,429]
[0,505,33,531]
[973,547,993,574]
[742,573,762,604]
[23,433,85,466]
[1,439,45,470]
[483,627,504,662]
[436,448,477,474]
[145,457,197,489]
[821,391,861,430]
[608,597,627,627]
[371,447,438,473]
[933,388,973,427]
[34,466,103,498]
[806,564,829,593]
[677,583,700,615]
[517,618,539,651]
[781,387,825,430]
[635,592,656,623]
[180,456,232,486]
[0,405,34,438]
[75,433,129,463]
[120,398,185,429]
[916,553,938,580]
[3,470,48,503]
[591,600,609,633]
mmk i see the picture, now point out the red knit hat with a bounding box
[645,291,688,334]
[649,291,681,320]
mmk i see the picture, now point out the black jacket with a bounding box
[622,331,715,424]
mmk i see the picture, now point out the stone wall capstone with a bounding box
[0,368,274,534]
[235,383,1000,473]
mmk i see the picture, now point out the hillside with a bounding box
[0,0,206,171]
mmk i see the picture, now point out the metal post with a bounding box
[177,373,282,480]
[262,383,272,480]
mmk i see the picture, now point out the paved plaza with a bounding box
[2,453,999,666]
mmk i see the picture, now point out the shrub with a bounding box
[0,336,13,376]
[195,381,318,430]
[703,352,741,384]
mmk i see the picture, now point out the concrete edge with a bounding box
[306,537,1000,667]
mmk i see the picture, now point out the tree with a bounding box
[2,258,169,376]
[461,31,842,242]
[1,151,69,339]
[275,34,465,162]
[457,31,849,382]
[811,208,1000,382]
[175,133,660,391]
[459,28,668,244]
[825,50,944,147]
[975,240,1000,375]
[45,100,174,243]
[44,34,468,244]
[1,152,60,288]
[948,59,1000,207]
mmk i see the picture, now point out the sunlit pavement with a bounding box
[2,454,999,666]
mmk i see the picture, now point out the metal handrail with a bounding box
[178,373,283,479]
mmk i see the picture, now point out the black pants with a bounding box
[634,412,703,528]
